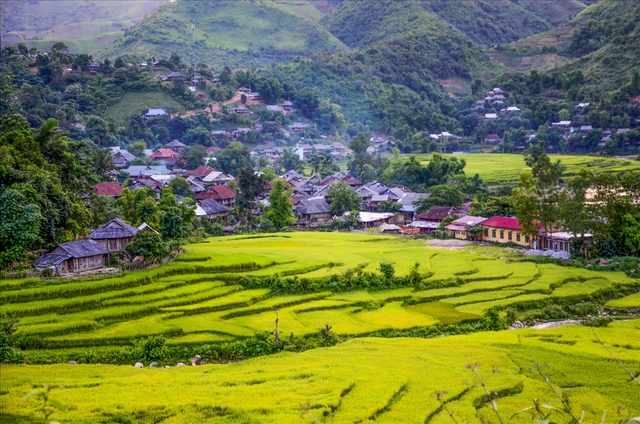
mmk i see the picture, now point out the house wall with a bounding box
[95,237,133,252]
[68,255,104,272]
[482,227,537,247]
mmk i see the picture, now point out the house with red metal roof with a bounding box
[480,216,542,248]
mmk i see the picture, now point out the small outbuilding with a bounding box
[34,240,108,274]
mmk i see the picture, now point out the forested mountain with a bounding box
[322,0,589,49]
[264,25,501,135]
[559,0,640,92]
[100,0,344,70]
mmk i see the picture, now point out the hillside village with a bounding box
[3,1,640,422]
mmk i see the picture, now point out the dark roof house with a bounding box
[416,206,460,223]
[89,218,139,252]
[34,240,108,274]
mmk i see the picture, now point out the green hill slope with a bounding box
[322,0,589,49]
[559,0,640,91]
[268,27,502,133]
[101,0,345,69]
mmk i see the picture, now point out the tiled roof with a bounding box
[417,206,458,221]
[149,148,179,159]
[93,182,122,197]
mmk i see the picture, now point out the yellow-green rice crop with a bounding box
[3,323,638,423]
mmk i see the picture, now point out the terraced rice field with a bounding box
[2,322,639,423]
[2,232,639,422]
[1,233,636,350]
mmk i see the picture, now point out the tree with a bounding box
[180,145,207,170]
[114,57,125,69]
[125,232,169,262]
[90,195,122,227]
[0,190,41,269]
[376,199,401,213]
[415,185,464,212]
[308,152,339,177]
[127,140,146,157]
[216,142,253,176]
[182,126,213,147]
[278,148,304,174]
[265,180,294,230]
[168,177,194,197]
[236,167,267,211]
[327,182,361,216]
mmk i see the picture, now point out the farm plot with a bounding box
[1,233,635,362]
[2,322,639,423]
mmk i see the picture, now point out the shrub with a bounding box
[378,262,395,280]
[0,314,24,363]
[131,335,169,363]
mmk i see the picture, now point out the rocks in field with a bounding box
[134,362,144,368]
[150,361,158,367]
[510,321,527,329]
[68,360,77,365]
[176,362,186,367]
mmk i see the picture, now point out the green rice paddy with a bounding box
[2,232,639,422]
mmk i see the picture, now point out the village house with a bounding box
[232,128,251,139]
[125,165,170,178]
[416,206,462,223]
[288,123,308,133]
[201,170,235,185]
[93,182,123,198]
[502,106,521,114]
[294,198,332,227]
[280,170,304,183]
[194,184,236,207]
[552,121,572,130]
[149,148,180,167]
[129,175,164,195]
[211,130,228,139]
[184,166,217,180]
[580,125,593,133]
[143,108,169,118]
[248,93,261,101]
[197,199,231,222]
[266,105,284,113]
[89,62,101,73]
[88,218,140,252]
[161,72,183,82]
[541,231,593,254]
[484,113,498,120]
[355,212,397,228]
[110,148,136,169]
[238,87,252,94]
[445,216,488,240]
[232,106,249,115]
[34,240,108,274]
[166,140,187,153]
[481,216,541,248]
[484,134,503,144]
[280,101,294,113]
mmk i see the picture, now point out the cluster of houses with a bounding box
[39,161,589,274]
